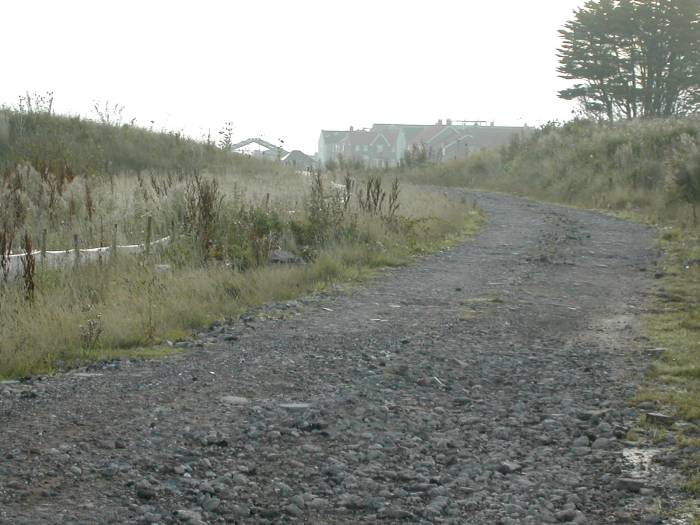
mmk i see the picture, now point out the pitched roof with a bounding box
[410,125,462,146]
[339,130,379,147]
[372,123,426,144]
[455,125,534,149]
[320,130,348,144]
[281,150,315,163]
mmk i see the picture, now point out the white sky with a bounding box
[1,0,585,154]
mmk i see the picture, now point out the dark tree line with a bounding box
[558,0,700,120]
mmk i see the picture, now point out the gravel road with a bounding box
[0,192,684,524]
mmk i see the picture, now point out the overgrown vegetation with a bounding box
[0,106,482,379]
[397,117,700,225]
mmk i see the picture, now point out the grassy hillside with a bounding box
[0,109,482,379]
[399,117,700,226]
[0,107,268,177]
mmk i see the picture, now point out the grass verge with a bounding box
[632,229,700,516]
[0,185,483,380]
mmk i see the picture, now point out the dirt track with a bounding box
[0,192,682,524]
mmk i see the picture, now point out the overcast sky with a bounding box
[2,0,586,153]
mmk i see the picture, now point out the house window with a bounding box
[355,145,360,152]
[376,144,384,153]
[363,145,368,152]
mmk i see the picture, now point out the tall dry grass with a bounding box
[391,117,700,227]
[0,165,480,379]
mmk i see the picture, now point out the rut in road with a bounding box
[0,192,671,524]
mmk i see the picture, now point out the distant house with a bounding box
[281,150,316,171]
[318,120,532,169]
[231,137,287,160]
[318,130,351,167]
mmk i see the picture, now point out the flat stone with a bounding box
[576,409,608,422]
[592,438,614,450]
[496,461,523,474]
[220,395,250,405]
[278,403,311,410]
[617,477,645,492]
[555,508,577,522]
[268,250,305,265]
[175,509,203,521]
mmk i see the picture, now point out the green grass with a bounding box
[637,231,700,427]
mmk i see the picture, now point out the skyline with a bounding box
[1,0,587,153]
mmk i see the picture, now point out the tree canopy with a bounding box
[558,0,700,120]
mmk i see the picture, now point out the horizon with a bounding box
[1,0,586,154]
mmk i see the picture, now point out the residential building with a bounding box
[318,120,532,169]
[281,150,316,171]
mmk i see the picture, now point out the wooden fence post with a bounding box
[73,233,80,268]
[111,224,118,262]
[98,218,105,266]
[40,228,47,269]
[145,215,152,257]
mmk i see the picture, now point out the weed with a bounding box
[20,232,35,301]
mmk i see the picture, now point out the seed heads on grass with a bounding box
[358,176,386,215]
[184,173,224,261]
[79,309,103,353]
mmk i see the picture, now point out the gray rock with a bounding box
[175,509,203,522]
[268,250,305,265]
[497,461,523,474]
[307,498,328,509]
[572,436,589,447]
[279,402,312,410]
[220,395,250,405]
[555,508,577,522]
[617,477,645,492]
[591,437,614,450]
[135,480,157,500]
[202,496,221,512]
[378,507,416,519]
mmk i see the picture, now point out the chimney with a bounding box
[490,121,495,127]
[446,118,452,126]
[437,119,443,125]
[350,125,354,132]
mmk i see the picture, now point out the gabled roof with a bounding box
[281,150,315,163]
[370,133,391,147]
[372,123,426,144]
[320,130,348,144]
[339,130,379,147]
[231,137,285,153]
[410,125,462,146]
[379,129,399,147]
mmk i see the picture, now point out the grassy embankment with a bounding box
[391,117,700,504]
[0,109,482,379]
